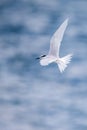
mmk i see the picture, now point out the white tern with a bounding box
[36,18,73,73]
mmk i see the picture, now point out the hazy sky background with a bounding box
[0,0,87,130]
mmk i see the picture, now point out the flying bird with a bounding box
[36,18,73,73]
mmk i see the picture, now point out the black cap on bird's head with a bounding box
[36,55,46,59]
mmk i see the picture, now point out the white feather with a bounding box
[40,18,73,73]
[49,18,69,57]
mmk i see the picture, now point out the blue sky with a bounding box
[0,0,87,130]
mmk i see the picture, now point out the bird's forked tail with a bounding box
[57,54,73,73]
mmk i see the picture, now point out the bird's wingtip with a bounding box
[65,17,69,23]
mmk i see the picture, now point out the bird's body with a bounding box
[40,55,57,66]
[37,18,73,73]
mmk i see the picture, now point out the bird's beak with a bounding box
[36,57,40,60]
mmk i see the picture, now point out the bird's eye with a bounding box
[42,55,46,57]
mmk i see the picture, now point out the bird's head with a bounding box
[36,55,46,59]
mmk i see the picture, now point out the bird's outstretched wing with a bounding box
[48,18,69,57]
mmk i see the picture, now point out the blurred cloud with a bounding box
[0,0,87,130]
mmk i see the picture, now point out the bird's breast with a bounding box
[40,55,57,66]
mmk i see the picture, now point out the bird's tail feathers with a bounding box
[57,54,73,73]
